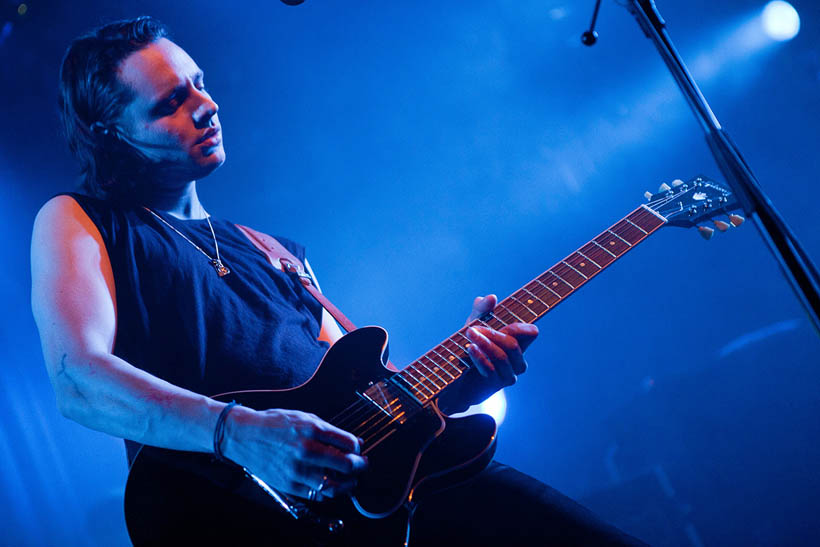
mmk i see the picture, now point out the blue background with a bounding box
[2,1,819,544]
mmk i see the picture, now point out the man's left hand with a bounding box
[440,294,538,413]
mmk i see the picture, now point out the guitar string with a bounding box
[329,196,683,444]
[336,207,654,436]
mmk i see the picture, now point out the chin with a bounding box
[194,147,226,178]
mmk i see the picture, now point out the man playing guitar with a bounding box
[31,16,641,545]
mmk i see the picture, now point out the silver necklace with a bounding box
[143,206,231,277]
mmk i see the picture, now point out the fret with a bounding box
[547,265,581,298]
[497,303,526,323]
[624,218,648,235]
[510,292,544,317]
[561,260,588,280]
[506,296,538,320]
[404,366,439,395]
[532,278,562,302]
[591,240,617,258]
[427,349,458,380]
[635,205,667,229]
[597,230,632,255]
[550,267,582,291]
[580,243,615,269]
[452,331,471,350]
[576,250,601,270]
[393,373,427,402]
[478,315,509,330]
[416,356,448,386]
[397,370,433,400]
[520,287,550,314]
[437,341,471,371]
[565,252,602,279]
[611,221,644,245]
[434,342,465,372]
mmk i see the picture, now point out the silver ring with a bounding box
[307,487,317,502]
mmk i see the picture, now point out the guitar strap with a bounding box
[235,224,358,334]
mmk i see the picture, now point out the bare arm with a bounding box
[31,195,225,452]
[31,196,365,499]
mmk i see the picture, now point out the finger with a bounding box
[500,323,539,353]
[310,419,362,455]
[300,440,368,475]
[466,341,494,377]
[466,326,509,363]
[297,473,358,501]
[475,327,527,375]
[466,294,497,323]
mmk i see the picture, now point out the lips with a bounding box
[196,126,221,145]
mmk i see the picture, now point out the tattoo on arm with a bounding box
[57,353,88,404]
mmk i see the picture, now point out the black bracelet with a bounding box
[213,401,238,462]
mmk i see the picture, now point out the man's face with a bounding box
[117,38,225,185]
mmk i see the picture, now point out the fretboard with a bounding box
[391,204,668,405]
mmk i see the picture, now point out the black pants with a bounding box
[135,460,644,546]
[404,461,645,546]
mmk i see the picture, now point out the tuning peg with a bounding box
[671,179,684,187]
[713,220,730,232]
[644,191,653,200]
[698,226,715,240]
[658,183,671,192]
[729,214,745,227]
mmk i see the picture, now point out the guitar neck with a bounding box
[392,204,668,404]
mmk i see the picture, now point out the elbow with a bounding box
[49,355,91,423]
[53,386,85,423]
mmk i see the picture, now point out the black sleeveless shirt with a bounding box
[64,193,331,462]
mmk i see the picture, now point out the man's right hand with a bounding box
[222,406,368,501]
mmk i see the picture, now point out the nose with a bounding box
[192,89,219,128]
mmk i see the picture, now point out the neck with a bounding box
[140,181,208,220]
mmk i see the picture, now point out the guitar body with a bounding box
[124,327,497,545]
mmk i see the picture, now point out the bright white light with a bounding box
[477,389,507,425]
[450,389,508,425]
[762,1,800,41]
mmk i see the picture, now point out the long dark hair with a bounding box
[58,16,169,199]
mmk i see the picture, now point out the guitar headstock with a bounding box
[646,176,743,239]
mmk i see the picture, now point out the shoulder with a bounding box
[273,235,305,261]
[232,222,307,262]
[34,195,93,238]
[32,195,109,263]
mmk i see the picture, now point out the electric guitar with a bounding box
[124,176,742,545]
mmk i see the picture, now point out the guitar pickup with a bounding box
[357,381,419,425]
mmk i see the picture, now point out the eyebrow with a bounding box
[151,70,205,108]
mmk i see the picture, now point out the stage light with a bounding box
[762,1,800,41]
[476,389,507,425]
[450,389,508,425]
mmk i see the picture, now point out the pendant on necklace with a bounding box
[211,259,231,277]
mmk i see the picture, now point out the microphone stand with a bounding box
[624,0,820,335]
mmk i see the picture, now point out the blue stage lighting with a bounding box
[762,1,800,41]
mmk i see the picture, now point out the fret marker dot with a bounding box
[527,299,534,304]
[552,282,558,287]
[580,262,586,267]
[610,241,616,246]
[449,356,455,360]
